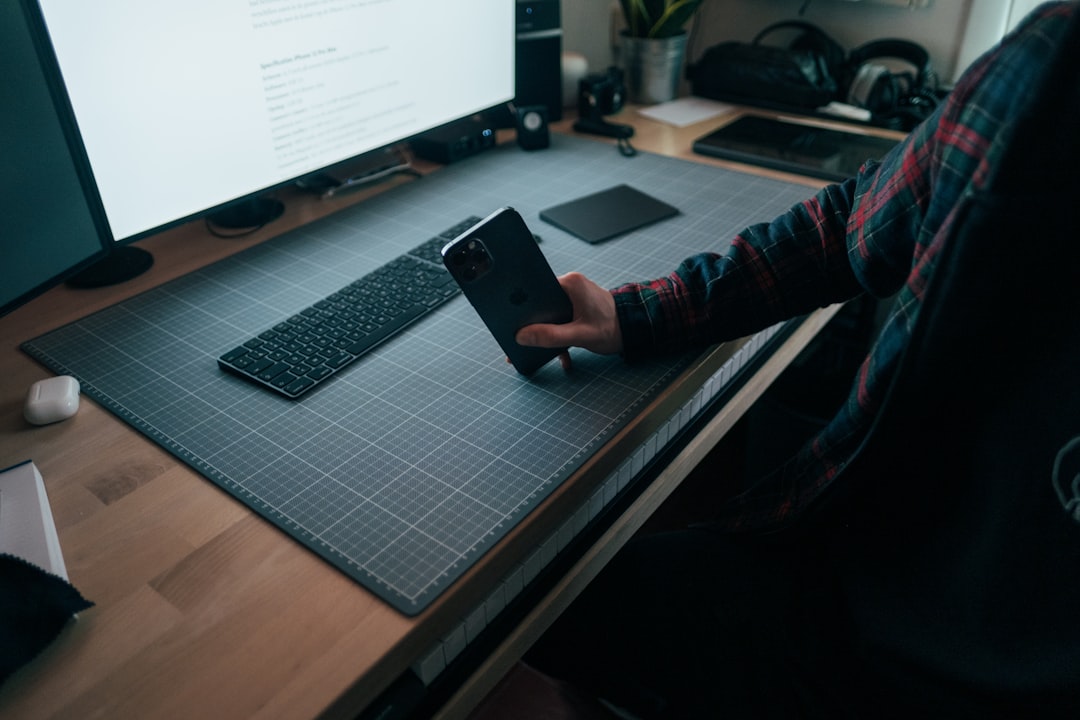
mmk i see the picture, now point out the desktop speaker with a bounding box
[515,0,562,122]
[515,105,550,150]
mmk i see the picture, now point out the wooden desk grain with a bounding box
[0,109,865,719]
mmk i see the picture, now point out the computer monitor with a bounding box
[21,0,515,247]
[0,1,112,317]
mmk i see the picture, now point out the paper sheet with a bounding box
[636,97,736,127]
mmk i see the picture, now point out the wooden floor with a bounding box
[467,662,618,720]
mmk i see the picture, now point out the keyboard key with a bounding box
[285,376,315,395]
[246,357,275,376]
[271,372,298,389]
[221,346,249,363]
[257,362,292,382]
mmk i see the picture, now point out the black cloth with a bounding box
[0,555,93,687]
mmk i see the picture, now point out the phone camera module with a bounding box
[453,237,492,282]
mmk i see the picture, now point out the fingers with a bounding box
[516,323,568,349]
[515,271,622,356]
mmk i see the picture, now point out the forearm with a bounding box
[614,178,866,360]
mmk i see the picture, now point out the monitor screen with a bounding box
[1,1,111,317]
[26,0,516,243]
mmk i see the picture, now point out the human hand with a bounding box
[515,272,622,370]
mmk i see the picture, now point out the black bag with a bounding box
[688,21,844,109]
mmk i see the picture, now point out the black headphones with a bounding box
[845,39,939,129]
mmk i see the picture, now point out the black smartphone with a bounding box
[442,207,573,375]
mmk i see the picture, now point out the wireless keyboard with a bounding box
[217,216,480,398]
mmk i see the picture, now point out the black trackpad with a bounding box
[539,184,679,244]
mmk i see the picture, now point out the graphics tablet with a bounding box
[692,115,900,181]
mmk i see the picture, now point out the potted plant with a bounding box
[617,0,706,103]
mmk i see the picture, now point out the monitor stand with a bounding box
[66,245,154,289]
[205,197,285,236]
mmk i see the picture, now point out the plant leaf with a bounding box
[619,0,652,38]
[621,0,704,39]
[650,0,704,38]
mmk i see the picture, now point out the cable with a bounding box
[573,116,637,156]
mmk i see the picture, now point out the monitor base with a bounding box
[66,245,154,289]
[205,197,285,235]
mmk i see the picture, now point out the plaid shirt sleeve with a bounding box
[611,2,1075,530]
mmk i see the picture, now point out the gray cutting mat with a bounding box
[22,133,814,615]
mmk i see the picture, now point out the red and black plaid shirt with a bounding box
[611,2,1075,531]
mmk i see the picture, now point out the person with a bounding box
[511,3,1080,718]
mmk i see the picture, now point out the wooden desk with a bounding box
[0,107,878,719]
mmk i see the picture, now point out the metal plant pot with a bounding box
[619,31,689,104]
